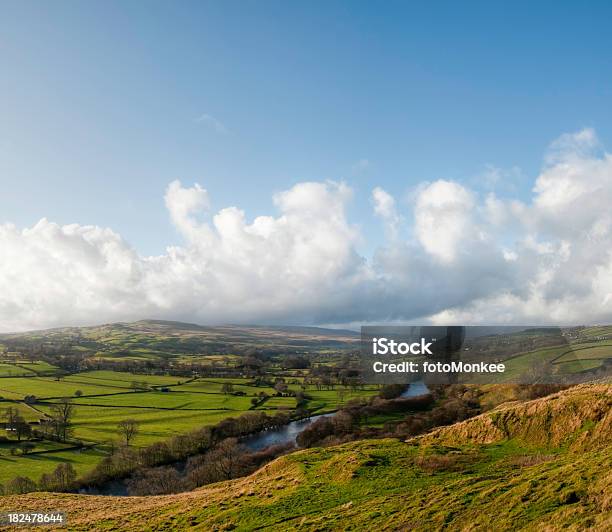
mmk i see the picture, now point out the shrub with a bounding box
[296,418,335,448]
[379,384,406,400]
[39,463,77,492]
[126,466,184,496]
[6,476,37,494]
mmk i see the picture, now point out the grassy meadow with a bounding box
[0,359,379,484]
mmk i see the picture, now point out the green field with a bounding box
[172,378,275,395]
[0,377,126,399]
[68,370,185,386]
[1,402,41,422]
[475,340,612,383]
[0,446,107,484]
[551,343,611,374]
[56,390,255,411]
[16,361,60,374]
[556,359,603,373]
[0,367,378,485]
[0,363,35,377]
[35,404,244,445]
[305,387,380,412]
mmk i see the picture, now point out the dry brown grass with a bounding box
[0,459,304,531]
[418,382,612,451]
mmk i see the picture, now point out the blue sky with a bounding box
[2,0,612,256]
[2,1,612,331]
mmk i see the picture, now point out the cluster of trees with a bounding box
[378,383,408,399]
[3,406,32,441]
[39,399,75,442]
[391,386,481,440]
[3,400,75,442]
[282,355,311,369]
[126,439,293,496]
[3,400,75,447]
[221,382,236,394]
[296,385,480,448]
[39,463,77,492]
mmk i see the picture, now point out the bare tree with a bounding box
[53,463,76,490]
[221,382,234,395]
[50,398,74,441]
[3,406,20,428]
[274,381,288,395]
[5,476,36,495]
[185,438,245,485]
[118,419,140,446]
[211,438,244,480]
[14,417,32,441]
[39,463,76,492]
[126,466,184,495]
[4,406,32,441]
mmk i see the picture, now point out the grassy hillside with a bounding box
[2,383,609,530]
[0,320,360,362]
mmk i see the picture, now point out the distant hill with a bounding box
[0,319,360,360]
[3,382,610,530]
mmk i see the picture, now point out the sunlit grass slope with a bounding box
[1,382,609,531]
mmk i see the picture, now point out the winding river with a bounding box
[242,379,429,450]
[83,380,429,495]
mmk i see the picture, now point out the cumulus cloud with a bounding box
[372,187,401,240]
[1,129,612,331]
[164,180,211,240]
[414,180,477,263]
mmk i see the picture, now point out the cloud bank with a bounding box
[1,129,612,331]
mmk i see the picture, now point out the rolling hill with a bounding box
[2,382,609,530]
[0,320,360,361]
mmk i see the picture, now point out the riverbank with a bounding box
[81,381,431,496]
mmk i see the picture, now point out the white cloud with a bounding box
[414,180,475,263]
[372,187,401,240]
[1,128,612,331]
[195,113,228,134]
[164,180,211,241]
[474,164,524,192]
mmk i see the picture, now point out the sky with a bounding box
[1,1,612,331]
